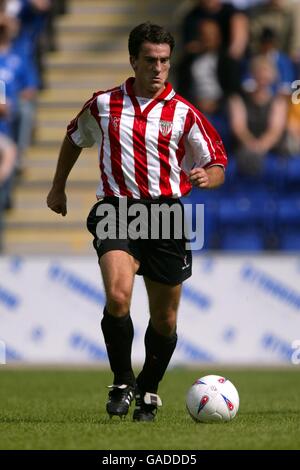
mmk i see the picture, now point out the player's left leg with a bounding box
[133,278,182,421]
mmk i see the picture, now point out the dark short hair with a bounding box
[128,22,175,58]
[259,26,277,43]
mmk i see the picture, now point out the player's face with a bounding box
[130,42,171,98]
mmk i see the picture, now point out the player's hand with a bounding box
[47,186,67,216]
[189,168,210,188]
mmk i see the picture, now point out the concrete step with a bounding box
[56,13,172,33]
[23,159,97,170]
[34,125,66,142]
[69,0,177,12]
[70,0,136,14]
[36,100,88,110]
[34,117,70,129]
[57,30,128,42]
[7,186,97,226]
[6,208,86,226]
[57,30,128,52]
[4,227,93,255]
[38,87,98,105]
[46,51,129,67]
[31,135,93,147]
[19,164,99,185]
[25,146,96,161]
[24,155,97,170]
[38,81,98,96]
[57,22,132,35]
[13,185,97,206]
[57,12,135,29]
[46,72,128,90]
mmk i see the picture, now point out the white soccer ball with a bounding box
[186,374,239,423]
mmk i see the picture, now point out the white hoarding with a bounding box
[0,255,299,365]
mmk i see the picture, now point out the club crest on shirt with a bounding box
[159,120,173,137]
[110,115,121,131]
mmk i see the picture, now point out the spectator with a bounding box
[248,0,300,68]
[242,26,295,96]
[177,19,224,110]
[0,132,16,251]
[228,55,287,176]
[4,0,51,89]
[0,16,38,167]
[181,0,249,60]
[176,19,233,148]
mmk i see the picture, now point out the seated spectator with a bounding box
[228,55,287,176]
[248,0,300,71]
[242,27,295,96]
[0,17,38,169]
[177,19,224,111]
[4,0,51,89]
[177,19,234,148]
[0,132,16,251]
[181,0,249,60]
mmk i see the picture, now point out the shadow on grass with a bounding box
[0,415,128,425]
[240,410,300,417]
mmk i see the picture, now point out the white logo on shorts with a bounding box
[182,256,190,270]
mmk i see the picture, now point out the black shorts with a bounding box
[86,197,192,285]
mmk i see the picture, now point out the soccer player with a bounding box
[47,22,227,421]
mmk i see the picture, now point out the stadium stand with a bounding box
[278,197,300,250]
[1,0,299,254]
[2,0,181,254]
[176,0,300,253]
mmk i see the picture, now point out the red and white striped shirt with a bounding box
[67,77,227,199]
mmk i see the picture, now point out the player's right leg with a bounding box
[99,250,140,418]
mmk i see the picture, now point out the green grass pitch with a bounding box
[0,368,299,450]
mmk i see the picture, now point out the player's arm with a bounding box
[47,93,98,216]
[185,106,227,189]
[189,165,225,189]
[47,135,82,216]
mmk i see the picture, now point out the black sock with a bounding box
[101,307,135,387]
[136,321,177,394]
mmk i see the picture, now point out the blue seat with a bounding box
[278,197,300,224]
[222,157,237,192]
[279,231,300,251]
[231,153,285,192]
[262,154,286,191]
[277,197,300,250]
[285,158,300,192]
[218,194,266,226]
[220,228,264,251]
